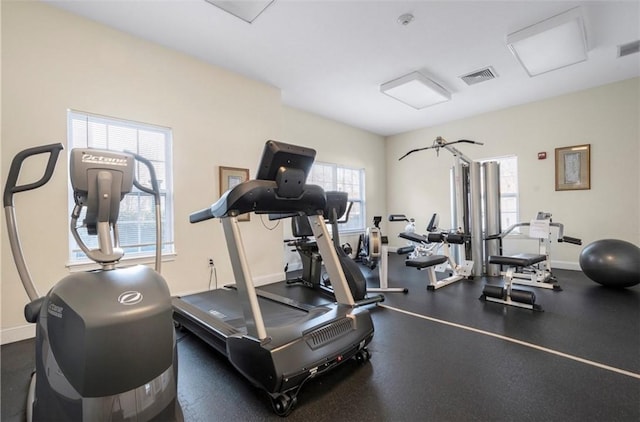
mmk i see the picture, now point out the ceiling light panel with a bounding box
[381,72,451,110]
[507,7,588,77]
[205,0,274,23]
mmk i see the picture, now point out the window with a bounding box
[67,110,174,264]
[498,156,519,229]
[307,162,365,232]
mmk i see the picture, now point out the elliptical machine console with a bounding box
[4,144,182,421]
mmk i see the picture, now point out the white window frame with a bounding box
[307,161,366,233]
[66,110,175,268]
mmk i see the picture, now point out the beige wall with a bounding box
[386,78,640,267]
[1,1,285,342]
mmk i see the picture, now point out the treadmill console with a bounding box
[256,140,316,181]
[257,140,317,199]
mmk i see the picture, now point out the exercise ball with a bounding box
[579,239,640,288]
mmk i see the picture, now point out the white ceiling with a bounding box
[45,0,640,137]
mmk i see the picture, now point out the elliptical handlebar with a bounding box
[3,143,64,207]
[4,143,64,302]
[128,151,163,272]
[128,151,161,197]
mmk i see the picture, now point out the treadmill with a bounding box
[172,140,375,416]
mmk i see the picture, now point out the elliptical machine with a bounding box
[3,143,182,421]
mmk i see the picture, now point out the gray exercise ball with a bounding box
[579,239,640,288]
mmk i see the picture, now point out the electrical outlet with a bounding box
[208,258,214,267]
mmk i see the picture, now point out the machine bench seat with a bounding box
[399,232,428,244]
[406,255,448,269]
[489,253,546,268]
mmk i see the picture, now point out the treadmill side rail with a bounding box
[222,216,267,340]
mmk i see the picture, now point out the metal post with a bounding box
[4,207,40,301]
[469,161,483,276]
[483,161,501,276]
[450,159,465,264]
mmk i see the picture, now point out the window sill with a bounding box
[66,253,177,273]
[338,228,365,235]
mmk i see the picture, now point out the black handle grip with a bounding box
[388,214,408,222]
[3,143,64,207]
[560,236,582,245]
[190,207,215,223]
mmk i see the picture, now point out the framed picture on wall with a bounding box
[555,144,591,191]
[219,166,250,221]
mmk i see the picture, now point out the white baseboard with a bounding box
[1,324,35,345]
[286,262,302,272]
[176,271,286,296]
[254,272,286,286]
[551,260,581,271]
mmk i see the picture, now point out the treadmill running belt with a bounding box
[179,288,309,331]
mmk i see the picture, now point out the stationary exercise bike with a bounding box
[287,191,385,305]
[4,144,182,421]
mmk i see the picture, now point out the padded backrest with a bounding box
[324,191,348,222]
[291,215,314,237]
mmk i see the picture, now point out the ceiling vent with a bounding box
[618,40,640,58]
[459,67,498,86]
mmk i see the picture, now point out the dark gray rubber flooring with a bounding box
[2,253,639,421]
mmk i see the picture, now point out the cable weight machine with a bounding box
[400,136,501,278]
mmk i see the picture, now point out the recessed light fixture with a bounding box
[204,0,274,24]
[507,7,588,77]
[380,72,451,110]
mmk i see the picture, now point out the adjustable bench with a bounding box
[480,212,581,311]
[406,255,448,269]
[489,253,560,291]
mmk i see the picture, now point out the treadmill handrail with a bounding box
[190,181,327,223]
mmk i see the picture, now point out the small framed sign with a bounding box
[555,144,590,191]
